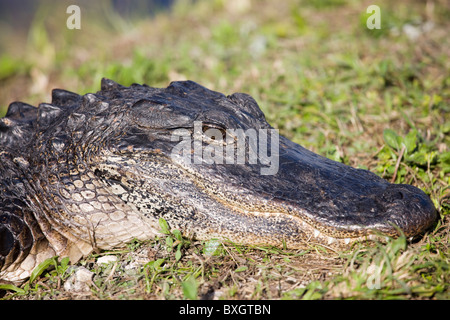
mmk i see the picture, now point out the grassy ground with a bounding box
[0,0,449,300]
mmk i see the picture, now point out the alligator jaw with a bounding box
[110,134,437,249]
[189,132,436,246]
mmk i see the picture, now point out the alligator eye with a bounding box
[202,124,227,141]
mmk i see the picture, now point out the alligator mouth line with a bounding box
[197,193,419,248]
[212,207,397,247]
[134,152,422,249]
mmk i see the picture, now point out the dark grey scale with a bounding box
[37,103,64,128]
[0,209,33,270]
[51,89,82,107]
[0,153,35,272]
[67,112,86,132]
[0,102,37,148]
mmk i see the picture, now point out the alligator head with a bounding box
[0,79,438,283]
[78,79,436,248]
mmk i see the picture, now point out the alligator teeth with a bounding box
[314,229,321,238]
[344,238,351,244]
[327,236,336,244]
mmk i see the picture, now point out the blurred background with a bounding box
[0,0,448,174]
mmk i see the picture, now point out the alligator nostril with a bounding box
[382,186,407,203]
[380,184,437,236]
[389,190,404,201]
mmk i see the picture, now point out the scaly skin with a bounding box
[0,79,437,283]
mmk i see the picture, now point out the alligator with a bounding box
[0,79,437,283]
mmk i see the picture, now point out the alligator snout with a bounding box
[265,136,438,242]
[380,184,437,237]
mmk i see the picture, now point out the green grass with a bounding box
[0,0,449,300]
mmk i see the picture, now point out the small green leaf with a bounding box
[383,129,400,151]
[55,256,71,277]
[182,277,198,300]
[0,283,26,294]
[403,130,417,154]
[406,151,427,165]
[166,236,174,251]
[235,266,248,272]
[203,239,222,256]
[302,281,324,300]
[29,256,57,283]
[172,229,183,242]
[158,217,170,234]
[175,245,182,261]
[145,258,166,271]
[60,256,70,268]
[154,258,166,269]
